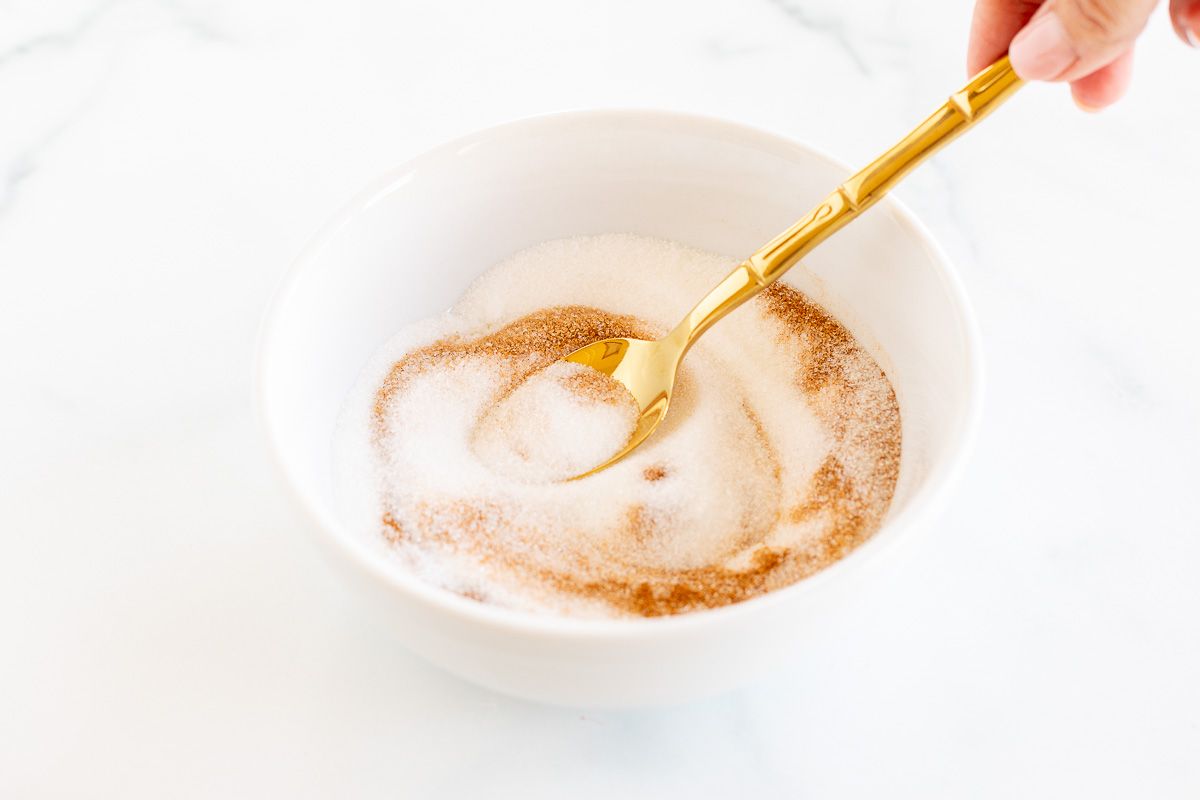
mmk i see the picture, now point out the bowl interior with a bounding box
[259,111,978,602]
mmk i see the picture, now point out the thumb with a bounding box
[1009,0,1159,81]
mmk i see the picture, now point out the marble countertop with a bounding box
[2,0,1197,796]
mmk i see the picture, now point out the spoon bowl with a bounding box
[562,335,679,477]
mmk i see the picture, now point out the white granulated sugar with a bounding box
[333,234,902,618]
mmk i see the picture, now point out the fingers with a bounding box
[968,0,1044,73]
[1008,0,1159,82]
[1170,0,1200,45]
[1069,48,1135,110]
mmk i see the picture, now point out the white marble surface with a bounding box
[2,0,1198,796]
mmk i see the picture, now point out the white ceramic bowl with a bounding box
[257,110,982,708]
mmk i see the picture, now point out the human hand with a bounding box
[969,0,1199,110]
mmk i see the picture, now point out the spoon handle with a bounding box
[668,57,1021,350]
[751,56,1023,283]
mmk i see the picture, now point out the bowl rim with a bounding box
[255,107,984,641]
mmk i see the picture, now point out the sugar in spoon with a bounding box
[564,56,1022,478]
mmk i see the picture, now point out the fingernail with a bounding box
[1009,11,1079,80]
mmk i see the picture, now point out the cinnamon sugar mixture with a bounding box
[333,234,901,618]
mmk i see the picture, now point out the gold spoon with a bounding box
[565,56,1022,478]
